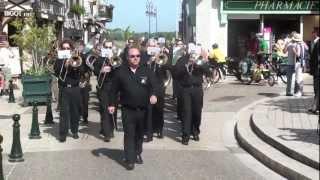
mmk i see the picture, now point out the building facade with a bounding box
[181,0,319,58]
[0,0,65,44]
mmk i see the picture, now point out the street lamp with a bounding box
[145,0,156,39]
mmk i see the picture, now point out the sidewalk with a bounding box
[236,75,319,180]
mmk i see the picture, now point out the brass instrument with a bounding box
[148,51,172,87]
[97,55,122,89]
[186,54,205,75]
[85,54,99,70]
[59,51,83,82]
[155,53,168,65]
[46,40,59,74]
[79,72,91,88]
[85,42,100,70]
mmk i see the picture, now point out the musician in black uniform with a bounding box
[175,45,210,145]
[77,40,91,124]
[171,40,185,121]
[144,39,169,140]
[54,40,81,142]
[93,40,116,142]
[108,47,159,170]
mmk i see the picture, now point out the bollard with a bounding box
[8,80,15,103]
[8,114,24,162]
[0,134,4,180]
[44,97,54,124]
[29,102,41,139]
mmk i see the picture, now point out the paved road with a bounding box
[1,76,287,180]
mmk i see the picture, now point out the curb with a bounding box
[234,96,319,180]
[251,113,319,170]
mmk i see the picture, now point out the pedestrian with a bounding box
[54,39,81,142]
[284,32,302,96]
[108,46,159,170]
[308,29,319,114]
[175,43,210,145]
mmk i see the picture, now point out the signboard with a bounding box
[223,0,319,12]
[0,0,34,17]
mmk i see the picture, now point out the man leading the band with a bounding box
[108,46,159,170]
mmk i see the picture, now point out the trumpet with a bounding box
[59,51,83,82]
[186,54,206,75]
[155,53,168,65]
[97,55,122,89]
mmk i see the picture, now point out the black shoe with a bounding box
[81,119,88,125]
[193,134,200,141]
[308,109,318,114]
[157,131,164,139]
[72,133,79,139]
[286,93,293,96]
[144,136,153,142]
[136,155,143,164]
[99,129,104,136]
[59,137,66,142]
[104,136,111,142]
[125,163,135,170]
[181,136,189,145]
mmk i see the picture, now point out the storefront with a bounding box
[222,0,319,58]
[187,0,319,58]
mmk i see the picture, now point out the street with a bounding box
[1,76,286,180]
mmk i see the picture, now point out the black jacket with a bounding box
[109,65,160,109]
[54,58,81,87]
[310,40,319,76]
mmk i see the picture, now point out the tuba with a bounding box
[85,42,99,70]
[59,51,82,82]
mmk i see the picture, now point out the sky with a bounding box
[106,0,179,33]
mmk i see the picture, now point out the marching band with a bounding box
[50,37,210,170]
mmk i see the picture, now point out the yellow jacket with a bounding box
[209,48,226,63]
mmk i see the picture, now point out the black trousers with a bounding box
[181,86,203,137]
[175,81,183,120]
[145,87,165,138]
[152,87,165,133]
[80,86,90,120]
[122,107,146,163]
[60,86,81,138]
[98,83,114,138]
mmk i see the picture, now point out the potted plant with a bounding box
[10,16,56,106]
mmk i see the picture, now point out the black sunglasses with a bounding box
[129,55,140,58]
[104,46,112,49]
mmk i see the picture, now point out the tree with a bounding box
[10,16,56,75]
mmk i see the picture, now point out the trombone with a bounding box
[59,50,83,82]
[97,55,122,89]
